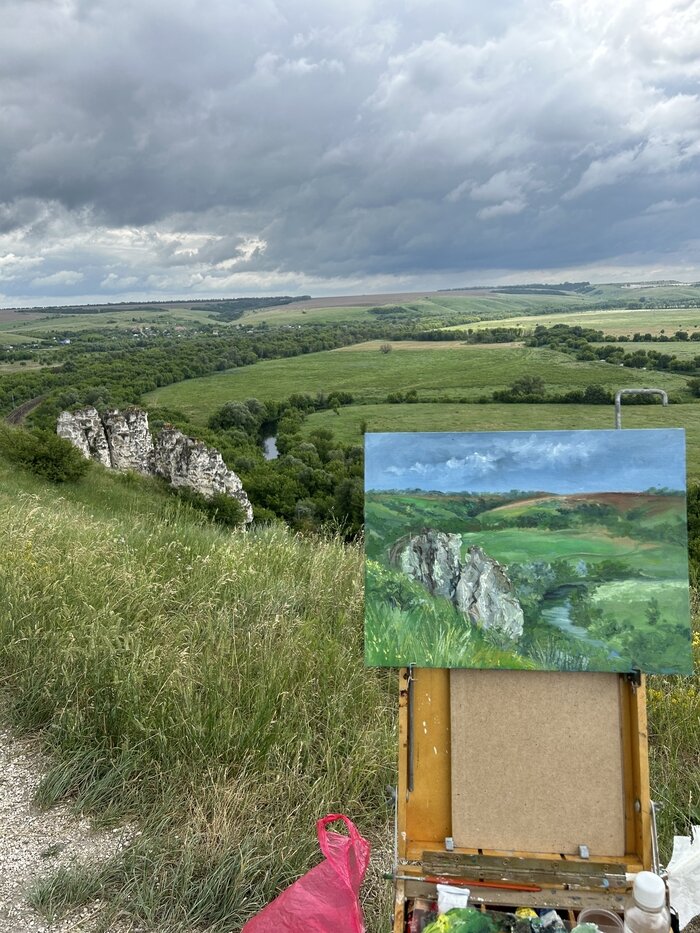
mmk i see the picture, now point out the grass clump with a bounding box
[0,457,394,930]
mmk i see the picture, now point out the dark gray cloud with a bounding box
[1,0,699,304]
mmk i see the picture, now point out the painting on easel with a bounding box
[364,429,692,674]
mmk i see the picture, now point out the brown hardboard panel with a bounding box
[450,670,626,856]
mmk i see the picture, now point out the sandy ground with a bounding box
[0,723,137,933]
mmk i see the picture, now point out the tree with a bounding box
[510,374,545,396]
[646,597,661,627]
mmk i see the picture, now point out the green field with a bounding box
[0,306,219,338]
[236,283,700,326]
[303,403,700,478]
[238,303,378,324]
[453,308,700,337]
[0,360,47,374]
[144,345,693,425]
[234,290,592,325]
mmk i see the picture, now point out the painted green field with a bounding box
[366,490,691,673]
[452,308,700,337]
[144,345,692,425]
[457,527,673,578]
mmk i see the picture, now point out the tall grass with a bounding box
[0,458,394,930]
[648,594,700,862]
[0,451,697,929]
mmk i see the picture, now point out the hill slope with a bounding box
[0,438,697,926]
[0,451,393,931]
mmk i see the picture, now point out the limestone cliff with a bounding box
[57,407,253,523]
[153,426,251,510]
[390,530,524,639]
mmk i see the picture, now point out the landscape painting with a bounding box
[365,429,693,674]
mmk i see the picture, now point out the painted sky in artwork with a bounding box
[365,429,686,494]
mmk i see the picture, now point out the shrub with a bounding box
[171,486,248,527]
[0,426,90,483]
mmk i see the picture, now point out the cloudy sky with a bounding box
[365,429,687,493]
[2,0,700,306]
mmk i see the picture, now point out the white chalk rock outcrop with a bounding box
[101,409,154,475]
[153,426,253,522]
[57,407,252,523]
[57,407,111,467]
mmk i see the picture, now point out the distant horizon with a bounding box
[3,277,700,312]
[367,486,685,495]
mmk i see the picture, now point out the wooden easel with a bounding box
[391,397,674,931]
[392,667,652,930]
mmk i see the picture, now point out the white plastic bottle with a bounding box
[623,872,671,933]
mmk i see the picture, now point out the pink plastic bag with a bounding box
[242,813,371,933]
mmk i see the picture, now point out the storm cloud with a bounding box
[1,0,700,304]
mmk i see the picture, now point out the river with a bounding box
[263,436,279,460]
[540,594,619,657]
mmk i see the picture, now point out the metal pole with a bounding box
[614,388,668,429]
[406,665,415,794]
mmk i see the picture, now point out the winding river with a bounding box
[540,591,620,657]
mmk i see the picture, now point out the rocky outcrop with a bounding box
[57,407,253,523]
[154,426,252,517]
[390,530,524,639]
[101,409,154,474]
[57,408,111,467]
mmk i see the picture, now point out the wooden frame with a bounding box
[393,667,652,932]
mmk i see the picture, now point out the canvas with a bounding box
[364,429,693,673]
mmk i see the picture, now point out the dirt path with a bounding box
[0,723,137,932]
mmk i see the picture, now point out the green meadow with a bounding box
[455,308,700,337]
[302,403,700,481]
[145,345,691,425]
[0,306,218,338]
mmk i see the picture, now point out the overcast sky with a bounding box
[2,0,700,306]
[365,429,687,493]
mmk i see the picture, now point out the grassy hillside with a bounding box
[456,307,700,337]
[0,448,394,931]
[301,403,700,482]
[144,345,691,425]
